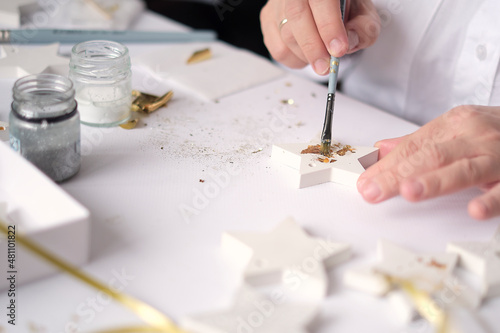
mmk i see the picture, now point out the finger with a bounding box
[359,131,467,184]
[285,0,333,74]
[260,3,308,68]
[358,169,401,203]
[308,0,349,57]
[469,183,500,220]
[345,0,381,53]
[400,155,498,202]
[375,135,408,159]
[358,138,472,203]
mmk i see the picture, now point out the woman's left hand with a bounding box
[357,105,500,220]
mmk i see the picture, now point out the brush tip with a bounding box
[320,141,331,156]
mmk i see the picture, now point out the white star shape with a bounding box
[447,226,500,298]
[374,240,458,293]
[0,44,69,79]
[222,217,351,300]
[271,141,378,188]
[181,286,317,333]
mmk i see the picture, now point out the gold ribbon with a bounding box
[0,221,187,333]
[392,278,449,333]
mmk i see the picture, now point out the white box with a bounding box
[0,141,90,290]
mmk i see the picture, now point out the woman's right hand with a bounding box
[260,0,380,75]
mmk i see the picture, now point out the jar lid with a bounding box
[12,74,77,120]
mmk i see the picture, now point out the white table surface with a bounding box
[1,10,500,333]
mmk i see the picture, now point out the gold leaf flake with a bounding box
[187,48,212,64]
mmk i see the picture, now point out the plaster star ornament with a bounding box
[375,240,459,293]
[0,0,37,27]
[343,266,391,296]
[0,44,69,79]
[181,286,316,333]
[271,142,378,188]
[447,226,500,298]
[222,217,351,300]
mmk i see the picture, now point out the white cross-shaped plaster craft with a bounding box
[0,44,69,79]
[181,286,316,333]
[271,141,378,188]
[447,226,500,298]
[222,217,351,301]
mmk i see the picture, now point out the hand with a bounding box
[260,0,380,75]
[357,105,500,220]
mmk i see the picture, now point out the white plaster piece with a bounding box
[271,142,378,188]
[375,240,458,293]
[447,226,500,298]
[222,217,351,301]
[181,286,316,333]
[0,121,9,142]
[445,306,488,333]
[386,290,419,324]
[0,0,36,27]
[134,42,285,101]
[343,266,391,296]
[0,44,69,79]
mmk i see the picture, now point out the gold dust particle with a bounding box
[160,147,164,150]
[252,148,263,154]
[317,157,329,163]
[428,259,446,269]
[0,127,5,130]
[281,99,294,105]
[335,145,355,156]
[301,143,356,157]
[199,179,205,183]
[119,118,139,129]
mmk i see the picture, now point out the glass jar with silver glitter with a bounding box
[9,74,81,182]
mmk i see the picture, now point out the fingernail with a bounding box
[470,199,489,220]
[361,181,382,202]
[357,177,366,191]
[313,58,329,75]
[405,180,424,200]
[329,39,345,57]
[347,30,359,52]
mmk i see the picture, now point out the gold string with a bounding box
[393,279,449,333]
[0,221,187,333]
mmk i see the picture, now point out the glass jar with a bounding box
[69,40,132,127]
[9,74,81,182]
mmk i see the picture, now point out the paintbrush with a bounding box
[320,0,347,156]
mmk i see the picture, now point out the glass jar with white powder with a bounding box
[69,40,132,127]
